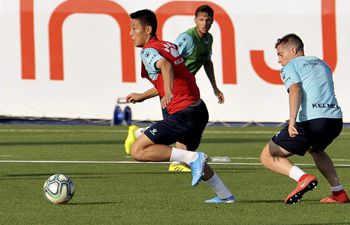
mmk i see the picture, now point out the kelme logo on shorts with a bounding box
[150,128,157,136]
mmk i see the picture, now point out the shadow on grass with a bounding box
[68,201,122,206]
[238,199,283,204]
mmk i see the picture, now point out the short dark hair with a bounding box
[275,33,304,52]
[130,9,157,36]
[195,5,214,18]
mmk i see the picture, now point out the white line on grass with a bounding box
[1,160,350,167]
[230,157,350,162]
[0,128,349,135]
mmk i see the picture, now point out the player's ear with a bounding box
[291,47,297,55]
[145,25,152,35]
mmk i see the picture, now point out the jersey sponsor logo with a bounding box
[312,103,339,109]
[174,58,184,66]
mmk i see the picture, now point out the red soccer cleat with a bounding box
[285,174,318,204]
[320,190,350,203]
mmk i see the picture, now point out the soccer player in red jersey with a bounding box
[125,9,235,203]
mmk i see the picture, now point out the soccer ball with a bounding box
[43,174,75,204]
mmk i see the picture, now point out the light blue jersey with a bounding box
[140,47,163,81]
[281,56,342,122]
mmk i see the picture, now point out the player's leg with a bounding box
[131,118,208,187]
[180,100,235,202]
[260,141,294,176]
[260,125,318,204]
[168,142,191,172]
[308,150,349,203]
[202,164,236,203]
[309,150,340,187]
[260,140,317,204]
[307,118,349,203]
[125,99,168,155]
[131,134,172,161]
[124,125,147,155]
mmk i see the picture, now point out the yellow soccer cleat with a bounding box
[168,162,191,172]
[124,125,139,155]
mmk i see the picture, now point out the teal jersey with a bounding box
[174,27,213,75]
[281,56,342,122]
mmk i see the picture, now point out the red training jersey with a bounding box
[141,37,200,114]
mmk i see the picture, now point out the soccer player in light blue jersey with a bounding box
[260,33,349,204]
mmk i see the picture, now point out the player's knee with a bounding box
[260,145,269,166]
[307,146,322,154]
[130,144,144,161]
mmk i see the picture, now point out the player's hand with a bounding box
[288,122,298,138]
[215,89,225,104]
[161,92,173,109]
[126,93,144,103]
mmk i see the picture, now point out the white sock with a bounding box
[331,185,344,192]
[170,148,197,165]
[135,127,148,138]
[205,172,233,199]
[288,166,306,182]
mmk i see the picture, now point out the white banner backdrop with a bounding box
[0,0,349,122]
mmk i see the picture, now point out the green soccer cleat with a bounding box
[124,125,139,155]
[168,162,191,172]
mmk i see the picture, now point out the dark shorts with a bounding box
[272,118,343,156]
[144,99,208,151]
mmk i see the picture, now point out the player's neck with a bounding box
[143,35,157,46]
[195,27,207,39]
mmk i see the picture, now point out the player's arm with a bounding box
[126,88,159,103]
[174,32,194,57]
[288,83,301,137]
[204,60,224,104]
[155,58,174,109]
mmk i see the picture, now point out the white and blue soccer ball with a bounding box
[43,174,75,204]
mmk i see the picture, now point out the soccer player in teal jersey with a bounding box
[260,33,349,204]
[174,5,224,104]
